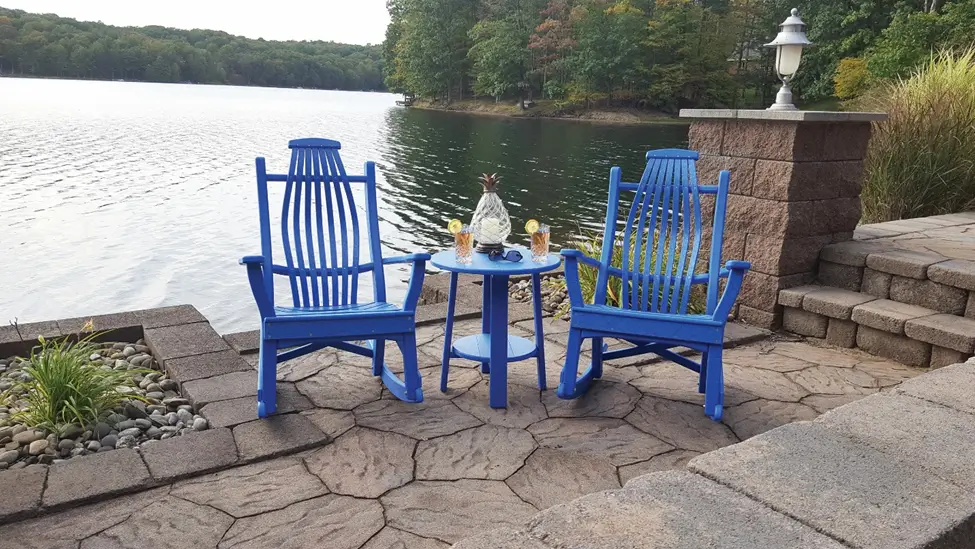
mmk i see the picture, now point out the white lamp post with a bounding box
[764,8,812,111]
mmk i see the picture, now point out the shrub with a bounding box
[1,332,144,434]
[834,58,872,100]
[551,228,707,317]
[858,48,975,223]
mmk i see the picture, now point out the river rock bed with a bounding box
[0,340,207,471]
[509,276,569,315]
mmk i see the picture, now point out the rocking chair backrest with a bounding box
[255,138,387,309]
[595,149,729,316]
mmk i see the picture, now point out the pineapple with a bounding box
[478,173,502,193]
[470,172,511,251]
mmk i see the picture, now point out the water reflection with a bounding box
[377,108,689,251]
[0,77,686,333]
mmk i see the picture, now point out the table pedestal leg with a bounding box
[531,273,547,390]
[489,274,509,408]
[481,275,492,374]
[440,272,459,393]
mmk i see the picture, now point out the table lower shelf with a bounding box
[452,334,536,362]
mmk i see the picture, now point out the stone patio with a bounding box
[0,315,924,548]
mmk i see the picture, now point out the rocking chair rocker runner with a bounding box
[558,149,750,421]
[241,138,431,418]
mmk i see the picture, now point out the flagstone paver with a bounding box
[274,349,339,382]
[171,458,327,518]
[296,364,383,410]
[800,393,865,414]
[0,323,929,549]
[218,495,384,549]
[722,399,820,440]
[853,358,923,387]
[361,527,450,549]
[723,363,810,402]
[300,408,356,439]
[354,399,482,440]
[541,380,641,418]
[453,383,548,429]
[723,345,816,372]
[507,448,619,510]
[527,417,673,466]
[415,425,535,481]
[769,341,862,368]
[81,496,233,549]
[305,428,416,497]
[382,480,539,544]
[786,365,879,395]
[618,449,701,485]
[625,396,739,453]
[631,362,758,407]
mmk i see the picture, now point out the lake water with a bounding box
[0,78,687,333]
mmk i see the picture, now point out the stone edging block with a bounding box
[816,392,975,493]
[232,413,330,462]
[850,299,936,335]
[222,330,260,354]
[144,321,230,362]
[928,259,975,292]
[164,350,254,384]
[689,421,975,549]
[526,470,847,549]
[895,363,975,416]
[802,287,876,320]
[778,285,821,308]
[0,465,47,523]
[139,428,239,482]
[41,448,152,509]
[904,314,975,354]
[865,249,947,280]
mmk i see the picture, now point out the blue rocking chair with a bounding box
[559,149,750,421]
[241,138,431,417]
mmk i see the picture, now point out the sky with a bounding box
[0,0,391,45]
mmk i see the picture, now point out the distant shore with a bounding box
[407,98,686,126]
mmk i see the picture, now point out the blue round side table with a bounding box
[431,246,561,408]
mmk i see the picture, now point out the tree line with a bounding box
[0,7,385,91]
[383,0,975,111]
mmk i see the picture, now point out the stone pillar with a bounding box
[679,109,887,329]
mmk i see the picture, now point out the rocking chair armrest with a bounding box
[400,256,429,313]
[560,249,602,269]
[712,261,749,321]
[382,253,433,265]
[724,260,752,272]
[240,255,274,318]
[561,249,600,308]
[240,255,265,265]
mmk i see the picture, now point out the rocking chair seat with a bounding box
[273,301,407,319]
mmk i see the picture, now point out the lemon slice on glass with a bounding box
[525,219,540,234]
[447,219,463,234]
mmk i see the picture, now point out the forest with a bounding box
[383,0,975,111]
[0,7,385,90]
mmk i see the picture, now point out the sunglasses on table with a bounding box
[487,249,523,262]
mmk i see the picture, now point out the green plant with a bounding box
[551,227,708,318]
[1,332,145,434]
[858,48,975,223]
[834,57,872,100]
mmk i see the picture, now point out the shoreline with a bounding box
[407,99,688,126]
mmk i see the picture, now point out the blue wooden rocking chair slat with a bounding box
[559,148,750,421]
[242,138,430,418]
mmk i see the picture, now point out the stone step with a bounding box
[816,224,975,319]
[778,285,975,369]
